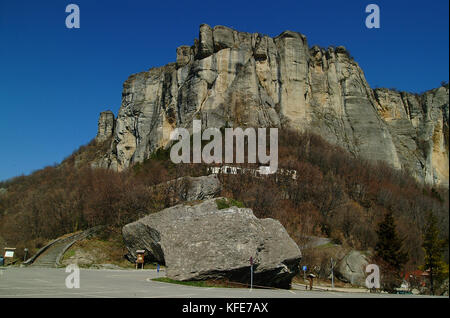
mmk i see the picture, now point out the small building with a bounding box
[404,270,430,288]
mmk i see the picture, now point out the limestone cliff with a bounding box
[92,24,449,187]
[373,87,448,186]
[95,110,115,142]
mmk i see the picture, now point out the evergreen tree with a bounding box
[375,211,408,270]
[375,211,408,291]
[421,211,448,295]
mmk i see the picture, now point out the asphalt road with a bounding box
[0,267,443,298]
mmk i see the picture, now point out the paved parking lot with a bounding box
[0,267,442,298]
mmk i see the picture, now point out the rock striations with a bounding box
[93,24,449,187]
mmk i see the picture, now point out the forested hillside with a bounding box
[0,129,447,272]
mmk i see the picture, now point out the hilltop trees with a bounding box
[0,129,448,274]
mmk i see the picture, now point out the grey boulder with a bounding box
[335,250,369,286]
[122,198,301,288]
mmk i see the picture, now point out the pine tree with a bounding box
[421,211,448,295]
[375,211,408,270]
[375,211,408,291]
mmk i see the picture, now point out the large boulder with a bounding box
[122,198,301,288]
[335,250,370,286]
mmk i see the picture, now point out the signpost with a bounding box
[249,256,253,291]
[3,248,16,266]
[135,250,145,270]
[302,265,307,282]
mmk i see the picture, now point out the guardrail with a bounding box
[22,235,78,266]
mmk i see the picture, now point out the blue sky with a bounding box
[0,0,448,181]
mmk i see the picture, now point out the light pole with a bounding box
[331,257,335,288]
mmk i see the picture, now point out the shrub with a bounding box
[216,198,245,210]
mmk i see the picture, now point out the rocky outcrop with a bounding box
[335,250,369,287]
[95,111,115,142]
[92,24,449,187]
[373,87,449,186]
[163,174,221,201]
[122,198,301,288]
[152,174,222,206]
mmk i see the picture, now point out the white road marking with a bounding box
[33,278,52,283]
[149,293,197,298]
[1,289,131,297]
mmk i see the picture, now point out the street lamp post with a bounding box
[331,257,335,288]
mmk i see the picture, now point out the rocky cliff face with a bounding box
[93,24,449,187]
[95,110,115,142]
[373,87,448,186]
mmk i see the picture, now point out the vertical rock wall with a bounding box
[92,24,449,187]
